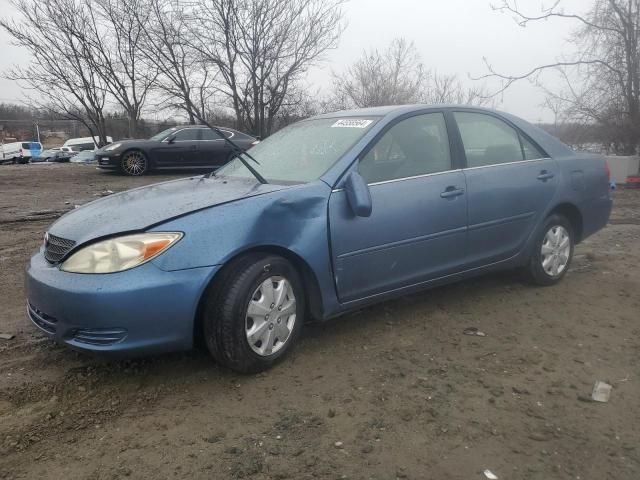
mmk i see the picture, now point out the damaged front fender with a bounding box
[149,180,339,318]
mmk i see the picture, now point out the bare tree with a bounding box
[332,38,489,109]
[1,0,110,144]
[140,0,216,124]
[480,0,640,153]
[83,0,157,138]
[332,38,426,108]
[424,72,489,106]
[193,0,346,137]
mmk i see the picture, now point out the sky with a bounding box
[0,0,592,123]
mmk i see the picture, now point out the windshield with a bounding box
[149,127,178,141]
[216,117,378,184]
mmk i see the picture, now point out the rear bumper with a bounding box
[25,251,219,357]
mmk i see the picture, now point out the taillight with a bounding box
[604,159,611,181]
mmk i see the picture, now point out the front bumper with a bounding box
[26,252,219,357]
[96,152,120,170]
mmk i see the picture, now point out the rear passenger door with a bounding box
[199,128,231,167]
[453,111,558,267]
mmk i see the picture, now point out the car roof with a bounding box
[173,125,250,135]
[311,103,516,119]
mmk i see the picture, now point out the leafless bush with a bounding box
[332,38,489,109]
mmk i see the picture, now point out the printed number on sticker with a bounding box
[331,119,373,128]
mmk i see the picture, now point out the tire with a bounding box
[524,214,575,286]
[203,254,305,373]
[120,150,148,176]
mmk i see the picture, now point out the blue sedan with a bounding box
[26,105,612,372]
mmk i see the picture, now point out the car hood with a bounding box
[49,176,286,246]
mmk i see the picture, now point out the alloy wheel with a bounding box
[121,151,147,176]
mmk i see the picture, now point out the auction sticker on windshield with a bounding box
[331,119,373,128]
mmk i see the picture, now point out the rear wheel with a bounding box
[524,214,574,286]
[120,150,148,176]
[203,254,305,373]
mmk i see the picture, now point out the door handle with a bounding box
[440,186,465,198]
[537,170,555,181]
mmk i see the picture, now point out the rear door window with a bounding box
[454,112,543,167]
[521,135,545,160]
[201,129,222,140]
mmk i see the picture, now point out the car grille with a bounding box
[44,233,76,264]
[27,302,58,334]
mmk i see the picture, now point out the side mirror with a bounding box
[344,171,372,217]
[166,135,176,144]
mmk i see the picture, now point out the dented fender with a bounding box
[149,180,340,316]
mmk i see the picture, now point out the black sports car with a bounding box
[96,126,258,176]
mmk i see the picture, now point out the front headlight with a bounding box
[60,232,183,274]
[104,143,122,151]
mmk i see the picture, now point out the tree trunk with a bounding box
[128,111,138,139]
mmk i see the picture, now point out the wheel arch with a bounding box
[548,202,584,243]
[193,245,324,346]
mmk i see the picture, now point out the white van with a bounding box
[1,141,43,164]
[63,136,113,151]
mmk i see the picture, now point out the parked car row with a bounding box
[3,127,257,174]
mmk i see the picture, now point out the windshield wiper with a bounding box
[206,124,268,184]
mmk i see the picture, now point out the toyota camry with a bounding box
[26,105,612,372]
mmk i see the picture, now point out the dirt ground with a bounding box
[0,163,639,480]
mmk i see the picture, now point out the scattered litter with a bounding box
[94,190,114,197]
[334,441,344,449]
[591,381,612,403]
[512,386,530,395]
[483,469,498,479]
[0,333,15,340]
[464,327,486,337]
[64,201,70,205]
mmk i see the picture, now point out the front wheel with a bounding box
[120,150,148,176]
[203,254,305,373]
[524,214,574,286]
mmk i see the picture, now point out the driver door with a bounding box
[328,112,468,303]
